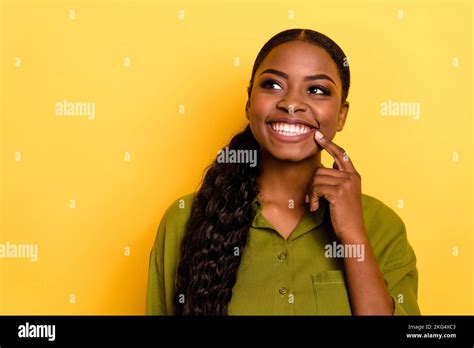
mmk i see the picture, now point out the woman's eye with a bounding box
[308,86,329,95]
[261,79,282,90]
[260,79,330,95]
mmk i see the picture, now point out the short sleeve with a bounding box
[146,219,168,315]
[381,221,421,315]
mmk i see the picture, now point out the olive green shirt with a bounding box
[146,192,420,315]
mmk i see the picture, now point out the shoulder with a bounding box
[153,192,197,249]
[360,193,412,264]
[161,192,196,225]
[361,193,405,232]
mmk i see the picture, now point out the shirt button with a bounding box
[279,287,288,295]
[277,252,287,261]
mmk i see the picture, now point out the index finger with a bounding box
[314,130,357,173]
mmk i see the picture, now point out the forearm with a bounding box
[341,230,394,315]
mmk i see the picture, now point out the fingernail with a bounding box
[313,202,319,212]
[315,130,324,140]
[305,194,309,203]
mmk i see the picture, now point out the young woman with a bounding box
[146,28,420,316]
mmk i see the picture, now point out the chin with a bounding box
[268,148,312,162]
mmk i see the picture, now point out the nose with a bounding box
[277,92,308,115]
[277,101,308,115]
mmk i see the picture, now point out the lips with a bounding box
[269,122,312,136]
[266,117,318,130]
[266,122,316,143]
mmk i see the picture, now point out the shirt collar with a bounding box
[251,195,328,240]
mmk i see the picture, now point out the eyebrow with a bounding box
[259,68,336,86]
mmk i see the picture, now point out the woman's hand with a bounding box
[307,130,395,315]
[306,130,366,243]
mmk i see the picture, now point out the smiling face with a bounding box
[245,40,349,162]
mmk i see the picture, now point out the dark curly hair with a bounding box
[174,28,350,315]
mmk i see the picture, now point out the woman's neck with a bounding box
[257,149,323,208]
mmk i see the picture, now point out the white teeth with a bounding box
[270,122,311,136]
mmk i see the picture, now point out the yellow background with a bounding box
[0,0,472,314]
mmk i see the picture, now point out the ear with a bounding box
[336,100,349,132]
[245,100,250,120]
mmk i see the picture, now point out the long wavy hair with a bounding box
[174,28,351,315]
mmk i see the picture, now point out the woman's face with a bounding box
[246,40,349,162]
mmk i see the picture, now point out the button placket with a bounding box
[273,239,294,315]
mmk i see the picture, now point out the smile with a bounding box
[269,122,312,136]
[266,121,316,143]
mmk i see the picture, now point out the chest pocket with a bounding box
[312,270,352,315]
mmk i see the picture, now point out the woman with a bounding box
[146,28,420,316]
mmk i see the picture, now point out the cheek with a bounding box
[315,102,341,139]
[249,93,275,117]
